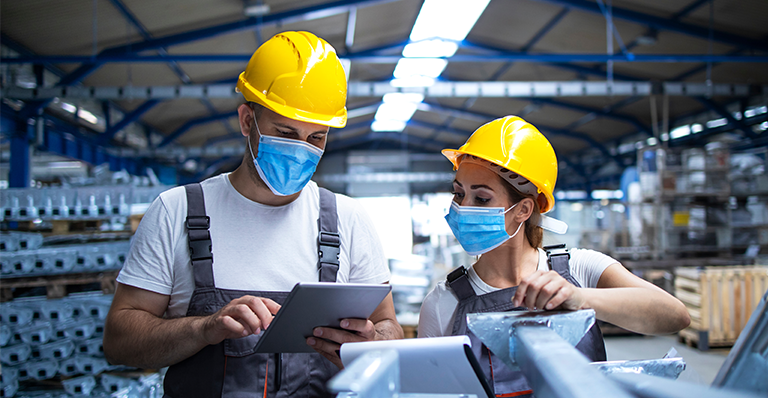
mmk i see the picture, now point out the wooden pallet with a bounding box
[674,265,768,350]
[0,270,119,301]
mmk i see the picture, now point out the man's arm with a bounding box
[103,283,280,369]
[308,288,403,368]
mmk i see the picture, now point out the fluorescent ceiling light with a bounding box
[375,102,419,122]
[372,120,407,132]
[383,93,424,103]
[410,0,491,41]
[691,124,703,133]
[77,109,99,124]
[60,102,76,113]
[244,3,270,16]
[706,118,728,129]
[670,125,691,139]
[390,76,436,88]
[393,58,448,79]
[402,39,458,58]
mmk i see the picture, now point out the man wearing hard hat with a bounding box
[104,31,402,396]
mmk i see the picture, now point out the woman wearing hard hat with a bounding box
[418,116,690,397]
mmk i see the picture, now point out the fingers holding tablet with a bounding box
[203,296,281,344]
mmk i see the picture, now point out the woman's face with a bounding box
[451,162,512,209]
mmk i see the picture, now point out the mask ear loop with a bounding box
[504,201,524,239]
[247,109,262,160]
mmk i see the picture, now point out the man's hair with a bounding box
[248,102,265,118]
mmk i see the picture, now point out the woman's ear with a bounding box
[514,197,535,222]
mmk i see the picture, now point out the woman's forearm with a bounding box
[580,287,691,335]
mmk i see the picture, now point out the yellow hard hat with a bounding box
[442,116,558,213]
[236,31,348,128]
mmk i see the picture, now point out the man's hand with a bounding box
[202,296,281,345]
[512,270,587,311]
[306,318,376,368]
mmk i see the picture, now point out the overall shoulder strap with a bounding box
[447,266,476,301]
[184,183,214,288]
[544,243,570,279]
[317,187,340,282]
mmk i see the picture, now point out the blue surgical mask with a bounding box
[248,112,324,196]
[445,201,523,256]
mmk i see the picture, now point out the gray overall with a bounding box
[163,183,341,397]
[447,245,607,398]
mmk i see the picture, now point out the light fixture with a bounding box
[374,102,419,122]
[393,58,448,80]
[402,39,458,58]
[410,0,491,41]
[372,120,407,132]
[390,76,436,88]
[382,93,425,103]
[244,3,270,17]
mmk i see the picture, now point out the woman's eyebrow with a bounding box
[471,184,494,191]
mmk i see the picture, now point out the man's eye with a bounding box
[310,135,324,140]
[451,191,464,199]
[476,197,490,204]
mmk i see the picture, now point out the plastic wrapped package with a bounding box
[1,323,11,346]
[101,374,140,394]
[59,356,80,376]
[81,297,112,320]
[24,358,60,380]
[62,375,98,396]
[4,251,36,275]
[14,231,44,251]
[39,300,75,323]
[57,319,97,341]
[34,247,79,275]
[0,343,32,366]
[74,354,109,375]
[17,321,54,346]
[0,304,35,327]
[38,339,75,360]
[1,365,19,398]
[76,337,104,357]
[0,233,19,252]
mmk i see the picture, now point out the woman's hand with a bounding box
[512,270,588,311]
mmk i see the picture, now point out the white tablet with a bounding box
[253,282,391,353]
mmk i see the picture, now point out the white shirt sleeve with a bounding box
[116,189,181,295]
[338,194,391,284]
[567,248,620,288]
[418,282,459,338]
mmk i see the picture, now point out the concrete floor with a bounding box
[604,334,730,385]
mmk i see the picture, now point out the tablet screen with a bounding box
[253,282,391,353]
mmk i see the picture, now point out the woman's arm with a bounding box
[512,263,690,335]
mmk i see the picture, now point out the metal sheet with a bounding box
[592,358,686,379]
[466,309,595,371]
[514,326,634,398]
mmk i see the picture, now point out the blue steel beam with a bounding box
[695,97,757,138]
[99,0,398,55]
[325,131,447,154]
[101,100,159,144]
[672,0,711,20]
[418,101,623,164]
[490,8,571,80]
[109,0,237,138]
[158,110,239,148]
[528,0,768,52]
[9,53,768,64]
[525,97,650,134]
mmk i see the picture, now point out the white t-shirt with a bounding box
[418,248,618,338]
[117,174,390,318]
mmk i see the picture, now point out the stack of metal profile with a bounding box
[0,293,165,397]
[0,234,130,278]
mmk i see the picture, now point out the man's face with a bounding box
[252,107,330,151]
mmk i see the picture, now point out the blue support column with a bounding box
[9,119,33,188]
